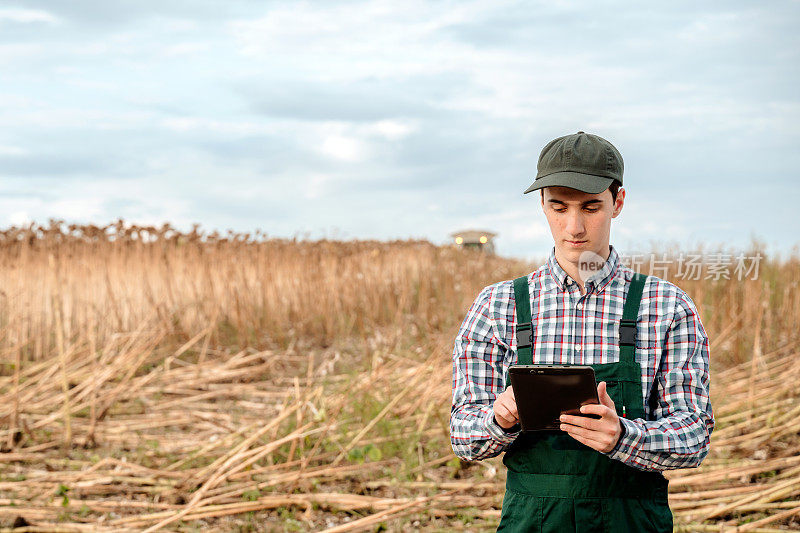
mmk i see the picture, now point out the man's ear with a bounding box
[611,187,625,218]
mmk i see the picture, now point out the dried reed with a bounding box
[0,221,798,530]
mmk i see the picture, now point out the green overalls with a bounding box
[497,273,673,533]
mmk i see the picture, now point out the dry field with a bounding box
[0,221,799,532]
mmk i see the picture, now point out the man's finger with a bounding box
[494,410,513,427]
[560,425,608,450]
[597,381,615,409]
[497,404,517,422]
[501,395,518,416]
[560,413,601,431]
[561,423,614,448]
[560,423,599,440]
[579,404,613,418]
[496,405,509,420]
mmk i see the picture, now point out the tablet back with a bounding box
[509,365,600,431]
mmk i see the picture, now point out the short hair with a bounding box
[540,180,621,203]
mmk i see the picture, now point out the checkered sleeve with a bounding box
[450,284,520,461]
[607,291,715,471]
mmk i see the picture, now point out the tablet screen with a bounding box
[509,365,600,431]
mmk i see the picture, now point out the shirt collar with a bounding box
[546,244,620,293]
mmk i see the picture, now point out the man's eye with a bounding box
[585,208,599,213]
[554,208,566,213]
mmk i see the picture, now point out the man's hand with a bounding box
[493,386,519,429]
[559,381,623,453]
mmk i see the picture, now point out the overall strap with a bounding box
[619,272,648,364]
[513,275,533,365]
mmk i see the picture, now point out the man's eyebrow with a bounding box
[547,198,603,206]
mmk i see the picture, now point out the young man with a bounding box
[449,132,714,532]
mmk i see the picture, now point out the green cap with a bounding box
[523,131,623,195]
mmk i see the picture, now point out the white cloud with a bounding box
[0,194,103,225]
[165,42,210,56]
[320,135,366,162]
[8,211,30,226]
[368,120,416,140]
[160,117,276,136]
[506,221,549,242]
[675,12,746,44]
[0,43,45,64]
[226,1,506,82]
[0,8,59,25]
[0,145,27,156]
[305,173,333,199]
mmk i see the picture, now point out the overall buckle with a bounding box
[619,319,637,346]
[516,323,533,349]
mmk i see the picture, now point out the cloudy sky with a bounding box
[1,1,798,259]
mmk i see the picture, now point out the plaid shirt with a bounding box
[450,245,714,472]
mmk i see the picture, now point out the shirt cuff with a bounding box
[605,416,643,463]
[484,408,521,444]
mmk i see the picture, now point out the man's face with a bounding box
[540,185,625,265]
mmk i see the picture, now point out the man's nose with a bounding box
[565,211,586,237]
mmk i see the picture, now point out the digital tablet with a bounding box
[509,365,601,432]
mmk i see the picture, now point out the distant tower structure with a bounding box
[451,229,497,255]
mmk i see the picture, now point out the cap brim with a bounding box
[523,172,615,195]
